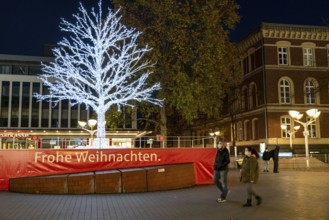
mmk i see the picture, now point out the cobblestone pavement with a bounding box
[0,170,329,220]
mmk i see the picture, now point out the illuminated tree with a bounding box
[35,1,161,147]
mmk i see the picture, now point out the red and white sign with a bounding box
[0,148,216,191]
[30,136,40,140]
[156,135,166,141]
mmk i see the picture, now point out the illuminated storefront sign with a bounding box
[0,133,29,138]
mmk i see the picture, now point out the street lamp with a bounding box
[280,124,300,150]
[210,131,220,148]
[78,119,98,146]
[288,109,321,168]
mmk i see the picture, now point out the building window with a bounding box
[237,122,243,141]
[250,83,257,108]
[70,102,78,128]
[303,48,314,66]
[41,85,50,128]
[0,65,11,74]
[233,89,241,113]
[278,47,288,65]
[11,82,20,127]
[0,81,10,127]
[279,79,291,104]
[61,100,69,128]
[21,82,30,127]
[281,116,291,138]
[243,57,249,75]
[28,66,42,75]
[244,120,251,141]
[12,66,28,75]
[31,83,41,127]
[242,87,248,110]
[307,117,317,138]
[252,118,259,140]
[305,79,317,104]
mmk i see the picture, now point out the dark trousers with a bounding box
[273,159,279,172]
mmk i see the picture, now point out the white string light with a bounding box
[35,1,162,148]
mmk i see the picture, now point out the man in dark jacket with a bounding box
[213,142,230,203]
[273,145,280,173]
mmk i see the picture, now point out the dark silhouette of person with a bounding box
[273,145,280,173]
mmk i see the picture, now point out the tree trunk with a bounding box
[96,107,106,148]
[160,106,167,148]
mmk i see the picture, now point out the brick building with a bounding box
[193,23,329,153]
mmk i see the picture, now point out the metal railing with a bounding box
[0,136,217,150]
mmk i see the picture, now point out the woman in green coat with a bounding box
[240,147,262,207]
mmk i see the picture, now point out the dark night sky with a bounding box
[0,0,329,56]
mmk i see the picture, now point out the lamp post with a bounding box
[78,119,97,146]
[209,131,220,148]
[280,124,300,151]
[288,109,321,169]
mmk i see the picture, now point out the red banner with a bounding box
[0,148,216,191]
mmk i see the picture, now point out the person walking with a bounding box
[262,147,271,172]
[213,142,230,203]
[273,145,280,173]
[240,147,262,207]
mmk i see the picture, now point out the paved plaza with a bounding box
[0,170,328,220]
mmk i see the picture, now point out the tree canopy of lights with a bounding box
[35,1,162,147]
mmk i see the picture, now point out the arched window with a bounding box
[280,116,291,138]
[234,89,241,112]
[305,79,318,104]
[279,78,291,104]
[244,120,251,141]
[249,82,257,108]
[252,118,259,140]
[237,121,243,141]
[242,86,248,110]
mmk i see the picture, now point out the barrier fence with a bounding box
[1,135,329,168]
[0,136,218,150]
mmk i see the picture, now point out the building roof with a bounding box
[0,54,53,63]
[238,22,329,52]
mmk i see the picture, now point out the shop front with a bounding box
[0,130,148,149]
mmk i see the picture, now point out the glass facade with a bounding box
[0,57,137,130]
[31,83,40,127]
[11,82,20,127]
[61,100,69,128]
[0,63,134,130]
[70,102,78,128]
[41,85,49,127]
[0,81,10,127]
[51,102,59,128]
[21,82,30,127]
[0,65,10,74]
[0,64,41,75]
[80,104,88,122]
